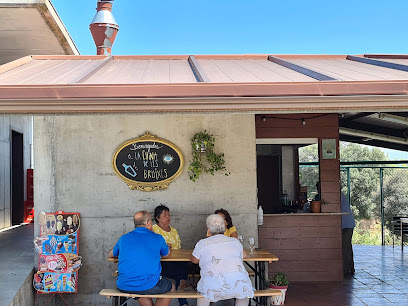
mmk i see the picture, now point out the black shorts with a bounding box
[118,277,172,297]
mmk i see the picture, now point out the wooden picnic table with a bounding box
[108,249,278,306]
[108,248,278,262]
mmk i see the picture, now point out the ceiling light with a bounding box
[301,119,306,125]
[262,116,267,122]
[340,128,408,145]
[378,113,408,125]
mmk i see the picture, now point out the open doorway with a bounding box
[11,130,24,225]
[256,138,319,214]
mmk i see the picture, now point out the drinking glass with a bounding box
[238,235,244,245]
[248,237,256,255]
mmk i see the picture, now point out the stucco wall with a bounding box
[34,113,257,305]
[0,115,32,229]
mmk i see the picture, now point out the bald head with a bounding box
[134,211,152,229]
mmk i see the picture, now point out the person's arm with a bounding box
[190,254,199,264]
[243,249,248,259]
[229,226,238,238]
[191,242,201,264]
[110,238,121,258]
[159,236,171,259]
[162,247,171,259]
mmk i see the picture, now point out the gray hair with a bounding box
[206,214,225,235]
[134,211,151,228]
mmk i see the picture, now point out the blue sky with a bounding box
[53,0,408,56]
[52,0,408,159]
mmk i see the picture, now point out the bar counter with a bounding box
[264,212,346,216]
[258,213,344,282]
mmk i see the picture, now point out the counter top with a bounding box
[264,212,346,216]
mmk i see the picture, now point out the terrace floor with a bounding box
[1,223,407,305]
[285,245,408,305]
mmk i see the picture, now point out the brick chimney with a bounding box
[89,0,119,55]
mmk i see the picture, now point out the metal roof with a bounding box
[2,53,408,150]
[4,54,408,86]
[2,54,408,114]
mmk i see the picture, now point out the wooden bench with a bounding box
[100,288,282,306]
[112,271,256,277]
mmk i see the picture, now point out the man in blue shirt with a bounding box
[109,210,175,306]
[341,192,356,275]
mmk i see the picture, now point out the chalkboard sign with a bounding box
[112,132,184,191]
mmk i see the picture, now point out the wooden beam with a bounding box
[188,56,209,83]
[267,56,338,81]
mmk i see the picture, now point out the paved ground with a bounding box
[0,223,34,306]
[285,245,408,305]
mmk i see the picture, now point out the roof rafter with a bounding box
[188,56,209,83]
[74,56,114,84]
[267,55,339,81]
[347,55,408,73]
[340,112,376,123]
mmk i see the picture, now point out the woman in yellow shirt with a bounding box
[214,208,238,238]
[153,205,189,306]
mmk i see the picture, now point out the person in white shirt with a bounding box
[191,214,254,306]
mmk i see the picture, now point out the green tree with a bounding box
[300,142,389,221]
[299,144,319,199]
[340,142,388,221]
[376,169,408,232]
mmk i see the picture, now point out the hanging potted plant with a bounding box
[188,130,229,182]
[269,272,289,305]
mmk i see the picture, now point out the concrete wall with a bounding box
[9,268,36,306]
[34,114,258,305]
[0,115,32,229]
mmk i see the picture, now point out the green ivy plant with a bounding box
[188,130,229,182]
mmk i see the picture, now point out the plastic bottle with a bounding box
[257,206,264,225]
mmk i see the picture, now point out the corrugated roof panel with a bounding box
[0,59,107,84]
[209,60,263,82]
[83,59,129,84]
[141,60,171,83]
[342,59,408,80]
[195,59,233,82]
[32,60,107,84]
[198,59,317,82]
[253,60,317,82]
[374,59,408,66]
[168,60,197,83]
[4,55,408,86]
[290,59,408,81]
[0,59,58,84]
[366,58,408,74]
[82,59,197,84]
[289,59,371,81]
